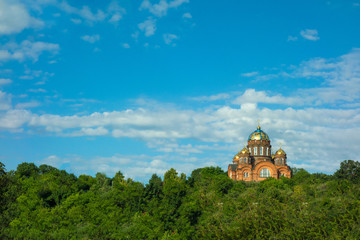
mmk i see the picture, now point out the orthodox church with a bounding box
[228,124,291,181]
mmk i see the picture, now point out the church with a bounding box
[228,124,291,181]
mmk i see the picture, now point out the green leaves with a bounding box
[16,162,39,178]
[334,160,360,182]
[1,161,360,239]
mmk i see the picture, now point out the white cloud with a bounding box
[300,29,320,41]
[28,88,47,93]
[140,0,189,17]
[108,13,122,23]
[0,92,359,176]
[138,18,157,36]
[122,43,130,48]
[59,1,125,24]
[244,48,360,106]
[232,89,300,105]
[241,71,259,77]
[15,101,41,109]
[1,49,360,177]
[182,12,192,18]
[0,40,59,62]
[32,101,360,180]
[287,36,298,41]
[154,142,203,155]
[71,18,82,24]
[59,1,106,22]
[39,155,62,168]
[295,48,360,104]
[168,0,189,8]
[81,34,100,43]
[0,90,11,110]
[107,1,126,24]
[131,31,139,40]
[163,33,178,45]
[190,93,230,101]
[38,153,143,179]
[67,127,109,137]
[0,78,12,85]
[250,71,291,82]
[38,153,207,182]
[0,0,44,35]
[20,69,54,83]
[0,109,31,129]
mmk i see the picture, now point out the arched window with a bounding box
[240,157,243,163]
[249,148,252,154]
[245,157,247,163]
[260,168,271,178]
[281,158,284,164]
[276,159,279,165]
[244,172,249,178]
[254,147,258,155]
[260,147,263,155]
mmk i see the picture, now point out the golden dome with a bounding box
[234,147,249,159]
[240,147,249,154]
[276,148,286,155]
[248,126,269,141]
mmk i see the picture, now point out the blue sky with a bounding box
[0,0,360,182]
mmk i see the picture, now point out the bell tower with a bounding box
[247,122,272,164]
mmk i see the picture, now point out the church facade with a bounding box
[228,125,291,182]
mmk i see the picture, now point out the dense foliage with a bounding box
[1,160,360,239]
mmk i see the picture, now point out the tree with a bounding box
[0,162,6,176]
[0,162,7,194]
[91,172,111,192]
[292,168,311,184]
[334,160,360,182]
[16,162,39,178]
[144,174,163,201]
[0,162,9,208]
[39,164,58,174]
[77,175,95,191]
[112,171,126,190]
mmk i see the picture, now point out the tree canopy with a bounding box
[0,161,359,239]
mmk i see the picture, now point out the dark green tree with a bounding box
[144,174,163,201]
[16,162,39,178]
[334,160,360,182]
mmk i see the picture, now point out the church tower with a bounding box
[228,124,292,181]
[247,124,272,164]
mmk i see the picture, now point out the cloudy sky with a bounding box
[0,0,359,182]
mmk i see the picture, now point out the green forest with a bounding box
[1,160,360,239]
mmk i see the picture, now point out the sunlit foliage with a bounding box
[0,161,359,239]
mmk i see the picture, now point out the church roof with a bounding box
[275,148,286,155]
[234,147,249,159]
[240,147,249,154]
[248,125,269,141]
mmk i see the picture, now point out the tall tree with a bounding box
[334,160,360,182]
